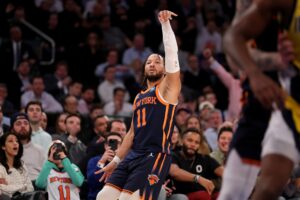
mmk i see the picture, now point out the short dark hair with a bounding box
[105,132,123,143]
[107,119,125,132]
[65,113,81,124]
[182,128,203,138]
[217,126,233,140]
[113,87,126,96]
[103,64,115,73]
[25,101,43,113]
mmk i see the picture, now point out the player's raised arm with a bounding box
[158,10,181,105]
[223,0,285,108]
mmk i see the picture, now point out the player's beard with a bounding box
[145,73,164,83]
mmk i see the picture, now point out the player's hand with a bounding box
[198,176,215,195]
[278,32,295,69]
[158,10,177,23]
[163,179,175,197]
[248,71,285,109]
[95,160,118,182]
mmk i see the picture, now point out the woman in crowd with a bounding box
[0,132,34,198]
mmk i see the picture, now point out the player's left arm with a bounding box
[158,10,181,105]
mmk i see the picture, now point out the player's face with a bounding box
[218,131,232,153]
[144,54,165,82]
[182,132,200,157]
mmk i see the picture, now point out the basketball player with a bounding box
[222,0,300,199]
[218,0,295,199]
[96,10,181,200]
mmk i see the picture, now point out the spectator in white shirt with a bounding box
[104,87,133,118]
[21,76,63,113]
[122,33,153,66]
[97,65,130,104]
[25,101,52,155]
[10,112,46,181]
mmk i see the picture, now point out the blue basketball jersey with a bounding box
[131,85,176,155]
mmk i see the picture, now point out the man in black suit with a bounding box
[0,25,36,81]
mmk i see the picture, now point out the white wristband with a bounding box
[112,156,121,165]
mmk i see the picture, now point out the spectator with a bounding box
[186,115,211,155]
[87,132,123,200]
[40,112,48,131]
[0,106,10,137]
[104,87,133,118]
[25,101,52,155]
[171,126,182,152]
[51,112,68,141]
[194,19,222,55]
[78,87,96,116]
[175,108,191,131]
[68,81,83,99]
[97,65,130,104]
[0,84,15,117]
[60,114,86,166]
[21,76,63,113]
[0,132,34,198]
[108,119,127,138]
[63,95,79,114]
[35,140,84,200]
[10,112,46,181]
[203,109,223,151]
[44,61,71,101]
[169,128,223,200]
[210,122,233,165]
[122,33,153,66]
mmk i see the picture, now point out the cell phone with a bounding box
[53,143,64,160]
[108,139,118,151]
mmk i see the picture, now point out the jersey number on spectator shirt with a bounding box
[58,185,70,200]
[137,108,147,127]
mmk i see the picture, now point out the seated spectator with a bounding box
[170,126,182,152]
[210,122,233,165]
[0,84,15,117]
[186,115,211,155]
[108,119,127,138]
[169,128,223,200]
[21,76,63,113]
[0,106,10,137]
[25,101,52,155]
[10,112,46,181]
[51,112,68,141]
[87,132,122,200]
[0,132,34,198]
[40,112,48,131]
[104,87,133,118]
[203,109,223,151]
[63,95,79,114]
[97,65,130,104]
[78,87,96,116]
[175,108,192,131]
[60,114,86,166]
[35,140,84,200]
[122,33,152,66]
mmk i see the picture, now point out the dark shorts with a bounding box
[106,152,171,200]
[230,116,269,162]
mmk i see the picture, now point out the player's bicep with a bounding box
[159,72,181,105]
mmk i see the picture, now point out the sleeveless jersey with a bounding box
[47,169,80,200]
[131,85,177,155]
